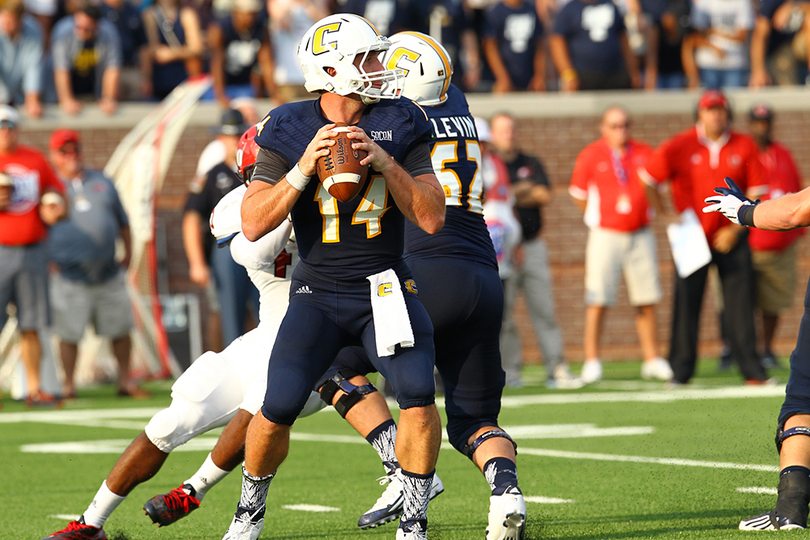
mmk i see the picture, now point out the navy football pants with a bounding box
[325,257,505,452]
[261,275,436,426]
[780,273,810,426]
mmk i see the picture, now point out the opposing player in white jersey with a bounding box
[42,126,324,540]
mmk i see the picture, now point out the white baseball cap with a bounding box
[0,104,20,127]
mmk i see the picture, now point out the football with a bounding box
[316,123,369,203]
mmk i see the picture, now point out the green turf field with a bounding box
[2,360,801,540]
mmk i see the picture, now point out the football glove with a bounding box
[703,177,759,226]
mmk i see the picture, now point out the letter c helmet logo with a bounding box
[386,48,421,76]
[312,22,342,55]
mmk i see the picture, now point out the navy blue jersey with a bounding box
[404,85,497,269]
[483,1,544,90]
[552,0,626,75]
[254,97,433,282]
[218,16,268,85]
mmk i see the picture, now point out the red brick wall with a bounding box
[20,108,810,365]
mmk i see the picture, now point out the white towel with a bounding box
[367,268,415,357]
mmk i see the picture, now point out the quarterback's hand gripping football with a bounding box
[344,126,394,172]
[703,177,759,226]
[298,123,340,178]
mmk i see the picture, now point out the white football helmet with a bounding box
[383,31,454,106]
[297,13,405,104]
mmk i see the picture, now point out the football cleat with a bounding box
[358,470,444,529]
[396,519,428,540]
[487,487,526,540]
[739,510,805,530]
[143,483,200,526]
[222,506,265,540]
[42,517,107,540]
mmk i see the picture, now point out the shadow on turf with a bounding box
[530,508,765,539]
[132,509,760,540]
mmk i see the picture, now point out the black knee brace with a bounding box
[319,371,377,418]
[461,429,517,460]
[775,426,810,453]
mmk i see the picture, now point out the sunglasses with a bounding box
[606,122,630,129]
[0,120,17,129]
[57,145,81,155]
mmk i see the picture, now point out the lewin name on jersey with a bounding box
[430,116,477,140]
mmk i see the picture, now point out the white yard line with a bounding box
[1,385,785,428]
[0,407,163,424]
[21,424,653,454]
[500,385,786,407]
[519,448,778,472]
[737,487,778,495]
[502,424,654,439]
[524,496,575,504]
[281,504,340,512]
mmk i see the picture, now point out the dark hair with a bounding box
[75,0,102,20]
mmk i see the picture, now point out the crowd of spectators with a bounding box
[3,0,810,118]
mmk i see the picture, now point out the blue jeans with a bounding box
[699,68,748,89]
[200,83,255,102]
[657,72,685,89]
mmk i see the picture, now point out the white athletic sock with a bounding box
[82,481,126,528]
[400,469,433,522]
[185,453,230,501]
[366,419,399,474]
[240,465,274,513]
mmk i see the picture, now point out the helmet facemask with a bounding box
[349,44,405,104]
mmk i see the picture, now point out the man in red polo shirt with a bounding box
[570,106,672,383]
[747,104,804,369]
[0,104,65,406]
[640,90,770,385]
